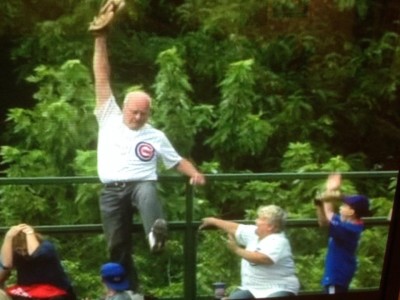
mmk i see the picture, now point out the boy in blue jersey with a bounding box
[315,173,370,294]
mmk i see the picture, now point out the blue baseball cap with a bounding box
[343,195,370,218]
[100,262,129,292]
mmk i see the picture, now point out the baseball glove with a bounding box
[316,190,342,202]
[88,0,126,32]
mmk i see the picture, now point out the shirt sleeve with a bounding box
[235,224,257,247]
[94,96,121,126]
[158,132,182,169]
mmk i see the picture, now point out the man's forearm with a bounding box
[176,158,205,185]
[176,158,200,177]
[93,34,112,107]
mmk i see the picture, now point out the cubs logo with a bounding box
[135,142,155,161]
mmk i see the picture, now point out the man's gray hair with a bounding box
[123,91,152,107]
[257,205,287,232]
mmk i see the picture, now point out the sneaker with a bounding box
[148,218,167,253]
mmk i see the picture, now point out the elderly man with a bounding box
[89,0,205,293]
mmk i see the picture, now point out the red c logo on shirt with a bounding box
[135,142,155,161]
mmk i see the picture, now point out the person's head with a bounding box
[340,195,370,220]
[12,230,42,257]
[255,205,287,237]
[100,262,129,292]
[122,91,151,130]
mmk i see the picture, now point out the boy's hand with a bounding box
[326,173,341,191]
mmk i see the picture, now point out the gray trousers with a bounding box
[99,181,164,292]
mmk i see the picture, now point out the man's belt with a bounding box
[104,181,135,188]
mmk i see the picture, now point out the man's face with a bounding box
[122,97,150,130]
[255,216,273,237]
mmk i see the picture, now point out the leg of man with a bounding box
[132,181,166,252]
[100,187,139,291]
[133,181,163,234]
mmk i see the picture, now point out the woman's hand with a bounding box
[226,233,240,253]
[199,217,216,230]
[5,225,24,239]
[20,224,35,235]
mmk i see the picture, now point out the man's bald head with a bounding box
[122,91,152,129]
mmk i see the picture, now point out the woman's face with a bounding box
[255,216,273,237]
[14,246,28,256]
[13,232,28,257]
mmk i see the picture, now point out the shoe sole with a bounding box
[151,219,167,253]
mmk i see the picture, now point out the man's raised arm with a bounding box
[93,33,112,108]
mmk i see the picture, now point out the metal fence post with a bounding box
[183,182,197,300]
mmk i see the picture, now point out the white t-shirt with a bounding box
[105,291,144,300]
[94,96,182,183]
[235,224,300,298]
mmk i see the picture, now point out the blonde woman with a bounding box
[200,205,300,299]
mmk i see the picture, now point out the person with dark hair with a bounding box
[0,224,76,300]
[315,173,370,294]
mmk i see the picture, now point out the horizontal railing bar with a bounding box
[0,217,388,234]
[201,171,398,181]
[0,171,397,185]
[0,172,391,299]
[162,287,380,300]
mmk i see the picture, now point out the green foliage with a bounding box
[0,0,398,298]
[334,0,371,19]
[293,252,326,291]
[281,142,315,171]
[57,234,109,298]
[153,47,196,156]
[0,60,98,225]
[4,60,96,174]
[206,59,273,168]
[197,231,240,295]
[354,227,388,288]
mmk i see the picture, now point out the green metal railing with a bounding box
[0,171,397,299]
